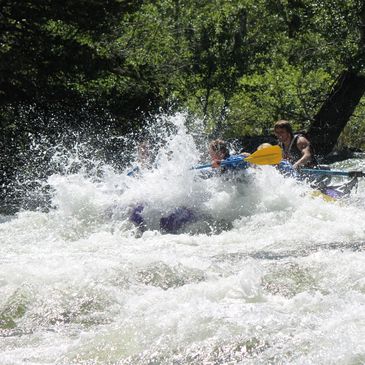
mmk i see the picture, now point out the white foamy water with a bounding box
[1,115,365,364]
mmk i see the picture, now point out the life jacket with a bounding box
[222,155,249,170]
[277,160,299,177]
[279,134,318,167]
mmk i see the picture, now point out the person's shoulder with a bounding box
[296,134,310,146]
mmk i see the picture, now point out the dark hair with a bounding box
[274,120,293,137]
[209,139,230,159]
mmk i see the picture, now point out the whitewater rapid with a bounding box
[1,115,365,364]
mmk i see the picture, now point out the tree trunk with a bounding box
[308,70,365,156]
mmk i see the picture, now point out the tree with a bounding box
[308,71,365,155]
[308,1,365,154]
[0,0,165,130]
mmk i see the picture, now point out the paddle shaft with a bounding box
[193,158,247,170]
[193,145,282,170]
[301,168,364,177]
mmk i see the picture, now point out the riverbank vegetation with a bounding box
[1,0,365,210]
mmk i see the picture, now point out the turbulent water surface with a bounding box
[1,115,365,364]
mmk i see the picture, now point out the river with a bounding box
[1,115,365,364]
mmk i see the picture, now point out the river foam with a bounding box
[1,114,364,364]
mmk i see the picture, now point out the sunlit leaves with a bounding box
[1,0,365,148]
[226,64,333,136]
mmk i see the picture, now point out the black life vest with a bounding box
[279,134,318,167]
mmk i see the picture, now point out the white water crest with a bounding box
[1,114,365,364]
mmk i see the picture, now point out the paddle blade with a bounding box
[244,145,282,165]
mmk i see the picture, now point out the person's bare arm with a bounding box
[293,136,312,169]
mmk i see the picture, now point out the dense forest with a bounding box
[1,0,365,211]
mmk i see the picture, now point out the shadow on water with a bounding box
[213,240,365,264]
[119,335,269,365]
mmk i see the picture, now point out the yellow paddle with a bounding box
[193,145,282,169]
[310,190,337,202]
[244,145,282,165]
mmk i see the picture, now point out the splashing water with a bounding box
[1,114,365,364]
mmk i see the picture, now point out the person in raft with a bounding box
[256,142,358,199]
[208,139,230,168]
[208,139,249,172]
[273,120,317,169]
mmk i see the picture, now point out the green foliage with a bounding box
[338,99,365,149]
[0,0,365,140]
[225,64,332,136]
[1,0,365,214]
[0,0,160,121]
